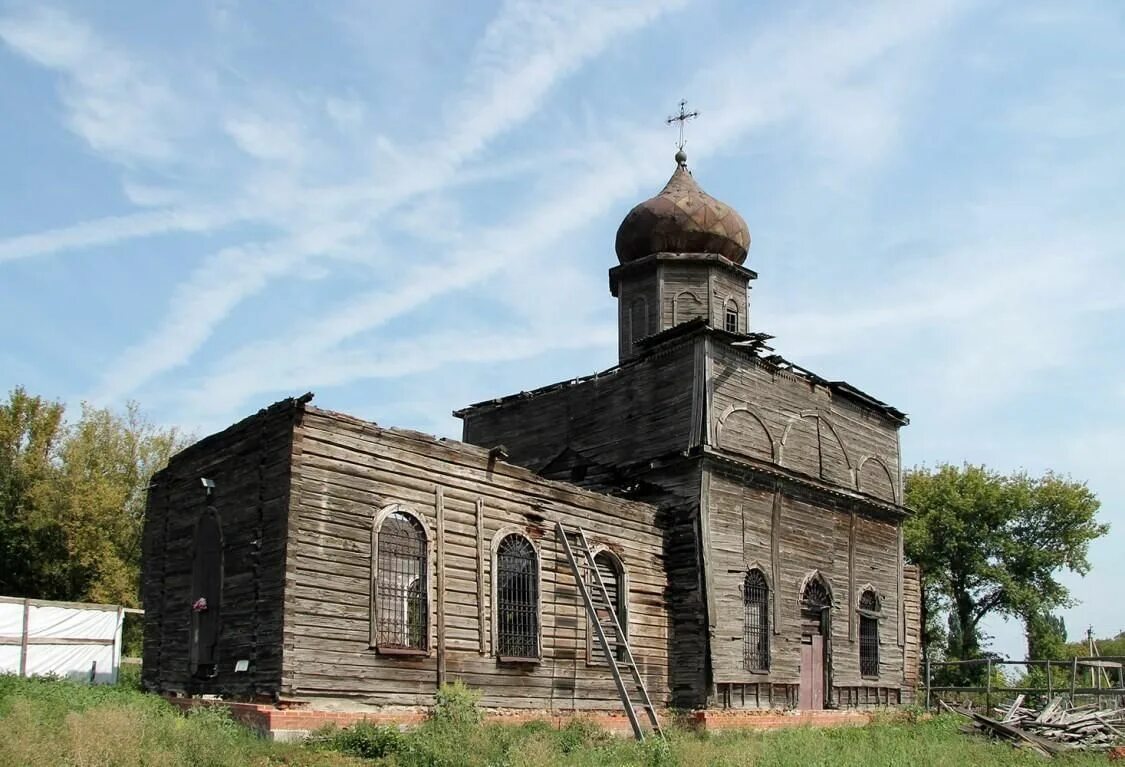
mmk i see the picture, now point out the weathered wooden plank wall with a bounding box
[281,406,671,711]
[460,336,699,475]
[709,342,902,504]
[705,463,907,706]
[141,398,297,697]
[902,563,922,699]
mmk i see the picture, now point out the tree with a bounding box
[1026,610,1067,661]
[905,464,1105,663]
[0,388,189,607]
[0,387,66,597]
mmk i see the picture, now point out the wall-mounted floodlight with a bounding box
[201,478,215,497]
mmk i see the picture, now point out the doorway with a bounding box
[798,574,832,710]
[800,634,825,710]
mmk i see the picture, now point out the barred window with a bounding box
[373,511,428,652]
[724,301,739,333]
[859,590,880,678]
[590,551,627,665]
[496,534,539,659]
[743,570,770,672]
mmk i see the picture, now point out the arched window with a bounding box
[373,510,428,652]
[590,550,627,664]
[724,300,739,333]
[801,575,832,610]
[859,589,880,678]
[495,534,539,660]
[743,569,770,672]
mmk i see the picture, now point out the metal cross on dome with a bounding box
[666,99,699,151]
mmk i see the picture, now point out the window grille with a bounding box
[724,304,739,333]
[374,511,428,651]
[590,551,626,664]
[859,590,879,677]
[801,576,831,609]
[743,570,770,671]
[496,535,539,659]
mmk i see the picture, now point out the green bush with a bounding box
[557,717,608,754]
[315,720,406,760]
[431,680,482,729]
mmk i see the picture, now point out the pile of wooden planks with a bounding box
[941,695,1125,757]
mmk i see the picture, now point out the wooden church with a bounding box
[141,148,921,736]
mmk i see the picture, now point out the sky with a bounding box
[1,0,1123,661]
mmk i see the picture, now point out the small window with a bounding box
[724,301,739,333]
[373,511,428,652]
[590,551,627,664]
[859,590,880,678]
[496,534,539,659]
[744,570,770,672]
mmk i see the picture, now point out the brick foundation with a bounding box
[165,697,873,741]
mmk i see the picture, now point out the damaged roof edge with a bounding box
[454,321,909,426]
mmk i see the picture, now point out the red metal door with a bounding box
[800,634,825,710]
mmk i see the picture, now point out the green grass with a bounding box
[0,676,1113,767]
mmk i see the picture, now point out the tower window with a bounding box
[743,569,770,672]
[724,301,739,333]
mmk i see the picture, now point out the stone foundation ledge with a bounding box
[164,697,871,742]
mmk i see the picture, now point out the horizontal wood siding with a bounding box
[283,407,670,711]
[705,466,906,704]
[709,343,902,503]
[141,399,296,697]
[709,269,748,332]
[461,338,698,475]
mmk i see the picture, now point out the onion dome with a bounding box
[615,152,750,265]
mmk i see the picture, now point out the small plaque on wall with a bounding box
[234,659,250,673]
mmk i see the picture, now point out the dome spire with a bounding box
[666,99,698,168]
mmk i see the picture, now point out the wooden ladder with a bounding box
[555,521,663,741]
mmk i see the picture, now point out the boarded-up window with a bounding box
[859,590,880,678]
[374,511,428,651]
[496,535,539,659]
[673,290,706,324]
[629,297,648,344]
[190,507,223,677]
[590,551,627,664]
[744,570,770,672]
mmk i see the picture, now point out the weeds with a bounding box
[0,675,1116,766]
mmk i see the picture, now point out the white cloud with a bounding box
[83,0,691,403]
[169,0,971,417]
[0,6,189,164]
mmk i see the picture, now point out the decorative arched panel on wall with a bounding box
[858,457,897,503]
[673,290,706,325]
[779,414,820,477]
[716,406,774,462]
[817,419,852,487]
